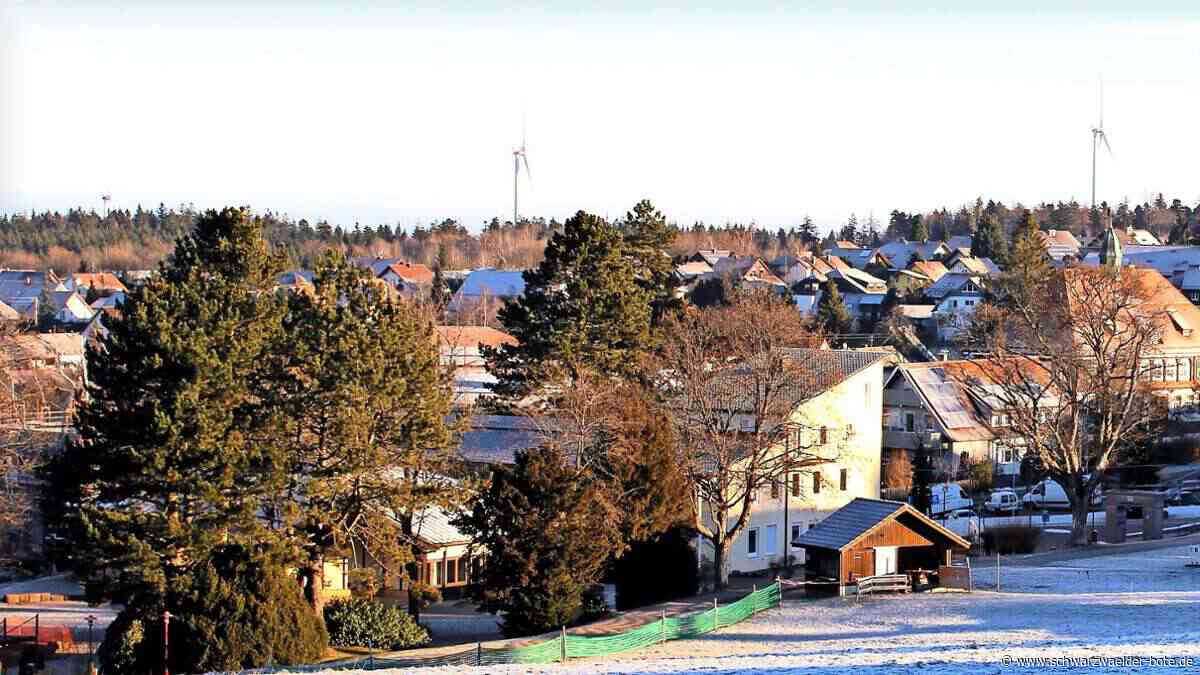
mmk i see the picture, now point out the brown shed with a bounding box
[796,498,970,595]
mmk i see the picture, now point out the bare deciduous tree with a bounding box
[962,266,1167,544]
[658,292,846,588]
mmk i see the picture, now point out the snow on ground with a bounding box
[311,544,1200,675]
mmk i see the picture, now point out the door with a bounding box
[848,549,875,582]
[874,546,898,576]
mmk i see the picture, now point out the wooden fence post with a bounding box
[713,597,719,630]
[560,626,567,663]
[660,609,666,643]
[476,642,482,666]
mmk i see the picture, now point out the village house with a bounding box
[1039,229,1083,261]
[943,254,1001,277]
[703,256,789,294]
[874,240,952,272]
[65,272,128,297]
[688,249,733,267]
[48,290,94,325]
[705,349,887,577]
[882,360,1038,483]
[907,260,948,283]
[446,269,526,325]
[434,325,517,407]
[924,273,986,341]
[377,261,434,298]
[0,270,63,319]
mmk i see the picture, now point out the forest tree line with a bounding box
[1,194,1198,274]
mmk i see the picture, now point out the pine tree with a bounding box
[971,215,1009,265]
[815,279,853,335]
[273,252,459,620]
[43,207,288,608]
[798,216,818,245]
[910,216,929,243]
[486,210,652,398]
[620,200,679,324]
[1001,210,1051,306]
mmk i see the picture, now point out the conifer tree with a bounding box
[43,207,288,608]
[486,210,652,398]
[271,252,459,619]
[457,445,624,637]
[910,216,930,243]
[1000,209,1050,307]
[815,279,853,335]
[620,200,678,324]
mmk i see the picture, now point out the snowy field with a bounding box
[331,543,1200,675]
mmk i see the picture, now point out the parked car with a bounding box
[986,488,1020,514]
[1021,479,1102,509]
[936,508,981,540]
[927,483,973,516]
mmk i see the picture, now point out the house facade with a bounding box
[882,361,1023,479]
[705,350,886,576]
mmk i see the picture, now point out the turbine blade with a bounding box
[523,155,532,182]
[1101,132,1112,155]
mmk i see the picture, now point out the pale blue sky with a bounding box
[2,2,1199,232]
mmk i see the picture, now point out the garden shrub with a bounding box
[324,598,430,650]
[984,525,1041,554]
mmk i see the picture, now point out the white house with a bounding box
[925,273,985,341]
[703,349,886,576]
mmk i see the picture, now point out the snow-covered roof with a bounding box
[455,269,526,298]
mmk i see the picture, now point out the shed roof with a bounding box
[796,497,970,551]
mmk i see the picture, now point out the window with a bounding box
[457,557,468,583]
[791,473,800,497]
[840,468,848,491]
[435,560,443,586]
[864,381,872,406]
[770,481,779,500]
[905,413,915,432]
[791,524,801,547]
[813,472,822,494]
[747,528,759,556]
[446,558,457,584]
[819,426,828,444]
[764,525,778,555]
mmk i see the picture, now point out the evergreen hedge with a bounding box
[324,598,431,651]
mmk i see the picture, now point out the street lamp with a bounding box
[85,615,97,674]
[162,610,172,675]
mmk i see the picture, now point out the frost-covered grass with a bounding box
[331,543,1200,674]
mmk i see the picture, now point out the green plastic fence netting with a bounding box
[234,581,781,672]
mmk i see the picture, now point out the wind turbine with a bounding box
[101,193,112,217]
[1090,81,1112,209]
[512,123,531,227]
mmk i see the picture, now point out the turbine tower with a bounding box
[512,125,530,227]
[1090,81,1112,209]
[101,193,112,217]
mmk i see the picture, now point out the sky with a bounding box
[2,1,1200,233]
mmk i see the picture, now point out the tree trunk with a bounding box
[712,537,730,590]
[304,556,326,618]
[399,513,422,622]
[1069,497,1090,546]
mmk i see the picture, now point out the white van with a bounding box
[1021,479,1101,508]
[986,488,1020,514]
[928,483,973,515]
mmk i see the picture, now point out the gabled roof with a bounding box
[458,414,544,464]
[1039,229,1082,250]
[952,256,1001,276]
[410,506,468,548]
[946,235,973,251]
[434,325,517,352]
[454,269,526,298]
[380,261,433,285]
[692,249,733,266]
[925,273,983,300]
[795,497,971,551]
[707,348,887,412]
[908,260,948,282]
[0,270,61,304]
[876,240,950,270]
[70,272,128,293]
[675,260,713,279]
